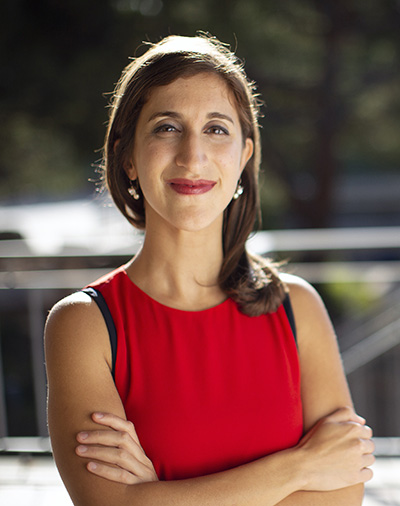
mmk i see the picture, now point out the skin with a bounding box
[127,73,254,235]
[122,73,253,310]
[45,73,374,506]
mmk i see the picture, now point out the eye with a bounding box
[153,124,180,133]
[206,125,229,136]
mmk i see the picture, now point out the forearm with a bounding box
[276,484,364,505]
[69,447,305,506]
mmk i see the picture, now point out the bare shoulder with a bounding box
[279,272,334,347]
[280,272,322,301]
[280,273,353,429]
[46,290,102,331]
[45,291,108,351]
[45,290,113,391]
[280,272,329,325]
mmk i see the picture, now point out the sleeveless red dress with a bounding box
[86,267,303,481]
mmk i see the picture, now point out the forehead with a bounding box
[141,72,240,119]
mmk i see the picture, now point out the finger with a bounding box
[327,406,366,425]
[77,427,138,446]
[359,466,374,483]
[76,429,150,467]
[76,444,153,476]
[91,412,143,448]
[362,452,376,468]
[359,424,373,440]
[353,413,366,425]
[86,461,143,485]
[77,429,140,451]
[359,437,375,455]
[337,421,373,442]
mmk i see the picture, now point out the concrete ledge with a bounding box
[372,437,400,457]
[0,437,51,453]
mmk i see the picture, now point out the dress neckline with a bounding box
[120,266,231,314]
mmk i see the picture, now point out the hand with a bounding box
[75,412,159,484]
[296,406,375,491]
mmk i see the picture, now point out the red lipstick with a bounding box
[167,179,216,195]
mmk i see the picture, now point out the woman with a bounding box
[45,34,374,505]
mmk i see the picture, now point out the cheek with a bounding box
[135,146,164,182]
[219,147,245,179]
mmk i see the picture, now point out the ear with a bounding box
[240,138,254,172]
[113,139,138,180]
[124,160,137,181]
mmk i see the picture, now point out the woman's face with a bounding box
[125,72,253,234]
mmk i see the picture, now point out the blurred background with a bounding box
[0,0,399,502]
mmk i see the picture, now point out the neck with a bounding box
[126,219,226,311]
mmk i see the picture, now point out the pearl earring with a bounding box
[233,179,244,200]
[128,179,140,200]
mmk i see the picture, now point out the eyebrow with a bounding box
[147,111,235,124]
[207,112,234,124]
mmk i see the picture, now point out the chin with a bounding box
[169,213,223,234]
[173,221,219,234]
[145,203,225,235]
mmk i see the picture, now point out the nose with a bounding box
[175,131,207,172]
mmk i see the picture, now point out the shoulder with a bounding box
[46,291,103,335]
[280,273,328,319]
[281,272,319,299]
[279,276,353,430]
[45,291,111,368]
[279,272,336,353]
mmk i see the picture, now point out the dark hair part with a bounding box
[102,34,287,316]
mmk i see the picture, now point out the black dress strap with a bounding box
[81,287,117,378]
[282,294,297,345]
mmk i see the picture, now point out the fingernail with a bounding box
[88,462,97,471]
[93,412,104,419]
[77,445,87,453]
[78,432,88,440]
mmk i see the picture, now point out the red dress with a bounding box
[86,267,303,481]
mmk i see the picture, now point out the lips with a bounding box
[167,178,216,195]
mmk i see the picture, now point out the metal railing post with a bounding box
[0,323,8,437]
[28,290,48,437]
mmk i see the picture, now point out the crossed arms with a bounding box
[45,274,374,506]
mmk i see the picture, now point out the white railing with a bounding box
[0,227,399,439]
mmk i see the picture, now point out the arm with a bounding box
[77,408,373,504]
[275,274,374,504]
[45,288,373,506]
[45,292,304,506]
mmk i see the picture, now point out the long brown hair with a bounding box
[102,34,287,316]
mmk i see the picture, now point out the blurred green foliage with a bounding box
[323,280,382,318]
[1,0,399,227]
